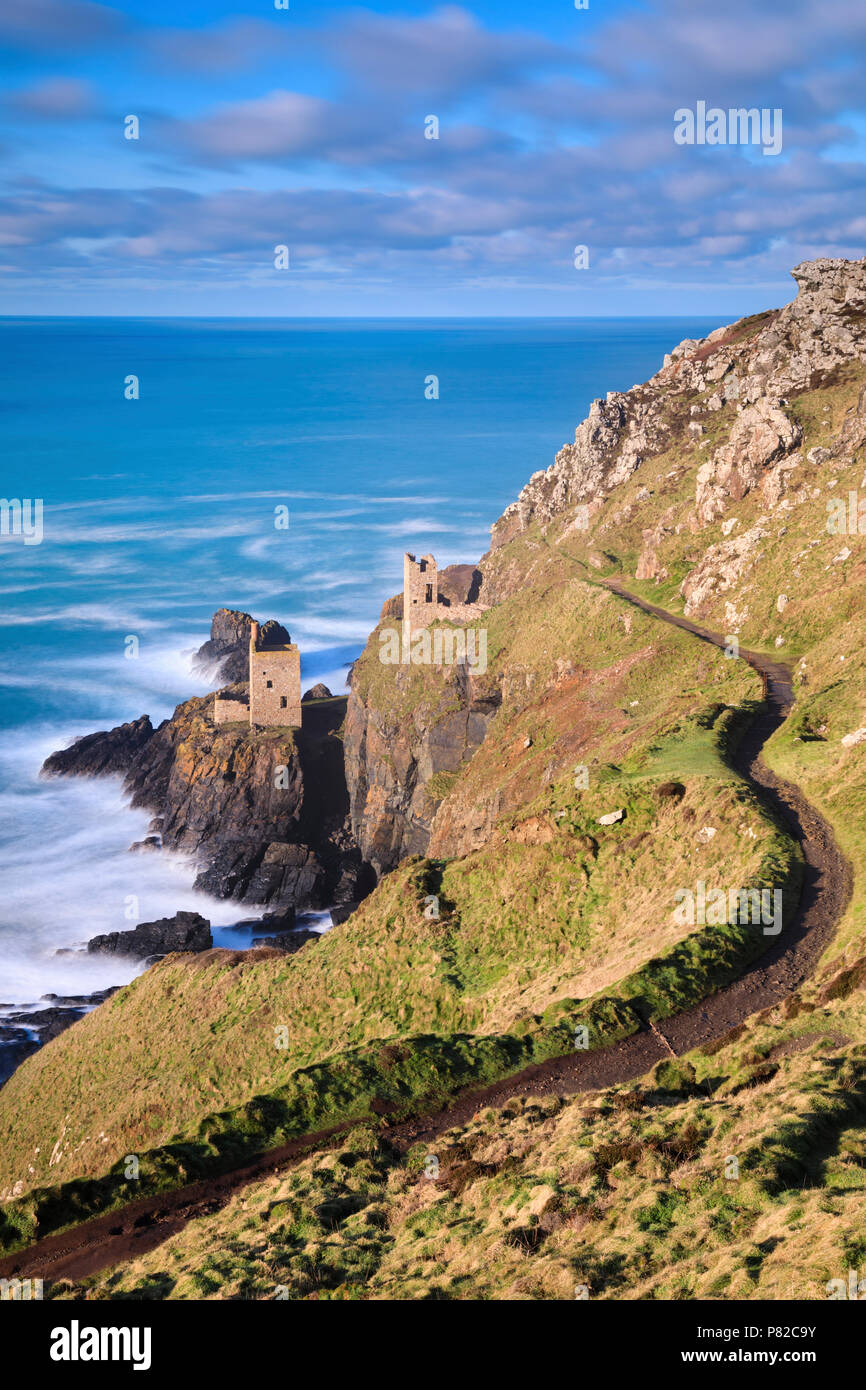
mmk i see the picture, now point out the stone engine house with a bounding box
[214,620,302,728]
[249,621,301,727]
[401,552,486,629]
[403,552,438,615]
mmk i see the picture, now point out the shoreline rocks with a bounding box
[86,910,212,959]
[251,929,319,953]
[41,631,374,914]
[42,714,154,779]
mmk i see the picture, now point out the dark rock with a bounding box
[9,1006,92,1043]
[378,593,402,621]
[129,836,161,853]
[302,683,333,701]
[41,714,155,779]
[258,907,297,930]
[438,564,484,606]
[41,989,117,1007]
[259,619,292,646]
[192,609,253,684]
[656,781,686,801]
[0,1032,39,1085]
[193,609,291,686]
[251,929,319,953]
[229,907,297,933]
[87,911,212,959]
[344,677,499,876]
[330,902,359,926]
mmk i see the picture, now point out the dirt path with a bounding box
[1,584,851,1284]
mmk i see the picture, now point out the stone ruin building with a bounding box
[403,552,439,617]
[402,552,487,629]
[214,620,302,728]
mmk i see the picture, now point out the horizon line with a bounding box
[0,311,734,322]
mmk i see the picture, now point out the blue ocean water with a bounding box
[0,317,717,1005]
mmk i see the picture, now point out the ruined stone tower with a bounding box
[248,620,301,728]
[403,552,438,617]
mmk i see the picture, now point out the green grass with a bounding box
[0,806,801,1255]
[52,987,866,1302]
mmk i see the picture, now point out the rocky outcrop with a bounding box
[87,911,212,959]
[669,259,866,409]
[329,902,360,925]
[193,609,291,685]
[438,564,484,607]
[343,661,499,876]
[680,524,770,617]
[695,400,802,524]
[42,715,155,779]
[635,510,679,582]
[487,258,866,565]
[490,391,665,554]
[302,683,333,701]
[43,688,371,912]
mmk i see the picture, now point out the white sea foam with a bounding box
[0,717,256,1008]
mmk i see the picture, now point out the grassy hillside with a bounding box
[53,966,866,1301]
[0,579,790,1217]
[531,362,866,988]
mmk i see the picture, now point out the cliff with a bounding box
[40,260,866,898]
[486,257,866,583]
[43,643,370,911]
[343,658,499,875]
[344,257,866,869]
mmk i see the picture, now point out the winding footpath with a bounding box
[0,584,852,1284]
[395,581,851,1131]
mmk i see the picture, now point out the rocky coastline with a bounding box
[19,256,866,1091]
[42,610,373,914]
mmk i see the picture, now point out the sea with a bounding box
[0,316,717,1011]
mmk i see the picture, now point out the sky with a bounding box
[0,0,864,316]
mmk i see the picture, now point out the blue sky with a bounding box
[1,0,864,315]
